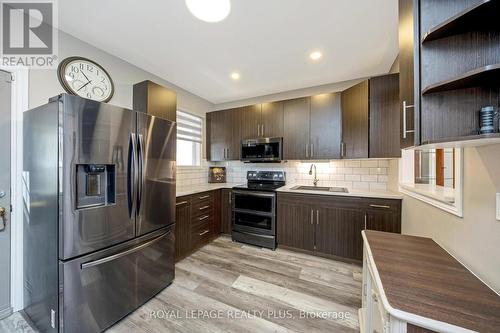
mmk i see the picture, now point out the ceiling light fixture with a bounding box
[310,51,323,61]
[231,72,240,80]
[185,0,231,23]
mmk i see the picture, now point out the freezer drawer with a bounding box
[60,227,174,333]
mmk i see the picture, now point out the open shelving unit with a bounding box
[422,64,500,95]
[422,0,500,43]
[416,0,500,148]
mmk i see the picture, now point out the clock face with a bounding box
[58,57,114,102]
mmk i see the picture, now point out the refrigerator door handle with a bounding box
[127,133,138,218]
[137,133,145,215]
[80,230,171,269]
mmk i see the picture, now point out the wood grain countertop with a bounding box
[363,230,500,332]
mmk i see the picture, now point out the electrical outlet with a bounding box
[497,193,500,221]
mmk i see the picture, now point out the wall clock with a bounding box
[57,56,115,102]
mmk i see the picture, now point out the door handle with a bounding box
[369,204,391,209]
[402,101,415,139]
[0,207,6,232]
[137,133,145,215]
[127,133,138,218]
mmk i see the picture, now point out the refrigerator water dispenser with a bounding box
[76,164,116,209]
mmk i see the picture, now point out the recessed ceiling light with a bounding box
[310,51,323,61]
[185,0,231,23]
[231,72,240,80]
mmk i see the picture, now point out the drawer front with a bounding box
[191,218,213,247]
[192,213,213,229]
[362,198,400,212]
[191,200,214,218]
[176,196,191,207]
[192,191,214,204]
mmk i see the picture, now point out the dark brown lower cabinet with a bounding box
[175,190,222,262]
[220,189,232,234]
[277,198,315,251]
[316,206,365,261]
[277,193,401,262]
[175,197,191,261]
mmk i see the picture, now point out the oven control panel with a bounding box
[247,171,286,182]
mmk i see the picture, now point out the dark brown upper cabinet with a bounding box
[369,73,401,158]
[398,0,417,148]
[240,104,262,139]
[261,101,284,138]
[240,102,284,140]
[283,97,311,160]
[341,81,369,159]
[310,93,342,159]
[283,93,341,160]
[341,75,401,159]
[133,80,177,122]
[206,108,241,161]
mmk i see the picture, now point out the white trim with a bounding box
[398,148,463,217]
[1,66,29,312]
[361,231,475,333]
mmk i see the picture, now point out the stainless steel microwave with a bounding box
[241,137,283,162]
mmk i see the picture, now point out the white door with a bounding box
[0,70,12,319]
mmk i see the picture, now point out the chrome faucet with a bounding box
[309,164,319,186]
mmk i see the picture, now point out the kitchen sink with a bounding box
[290,185,348,193]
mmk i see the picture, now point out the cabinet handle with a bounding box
[369,204,391,209]
[199,215,210,221]
[228,192,232,204]
[176,201,188,206]
[402,100,415,139]
[316,210,319,225]
[311,144,314,158]
[364,213,367,230]
[257,124,260,137]
[341,142,346,158]
[306,144,309,158]
[223,148,226,160]
[199,205,210,210]
[310,209,314,224]
[261,124,265,137]
[199,230,209,236]
[199,195,210,200]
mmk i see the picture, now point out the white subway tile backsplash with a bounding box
[361,175,378,182]
[178,159,395,192]
[361,160,378,168]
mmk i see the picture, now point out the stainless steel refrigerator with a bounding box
[23,94,176,333]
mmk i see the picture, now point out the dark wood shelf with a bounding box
[419,133,500,148]
[422,0,500,42]
[421,63,500,95]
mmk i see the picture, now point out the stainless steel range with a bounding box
[231,171,286,249]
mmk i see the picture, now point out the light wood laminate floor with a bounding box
[2,237,362,333]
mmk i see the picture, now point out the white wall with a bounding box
[402,144,500,294]
[211,78,365,111]
[28,30,213,116]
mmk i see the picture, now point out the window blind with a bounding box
[176,110,202,143]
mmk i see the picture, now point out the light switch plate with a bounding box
[497,193,500,221]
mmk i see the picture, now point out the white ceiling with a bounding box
[58,0,398,104]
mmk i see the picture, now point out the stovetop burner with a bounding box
[232,170,286,192]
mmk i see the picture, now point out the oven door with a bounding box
[232,190,275,215]
[232,190,275,235]
[241,138,282,162]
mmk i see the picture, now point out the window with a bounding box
[399,148,463,217]
[176,110,202,166]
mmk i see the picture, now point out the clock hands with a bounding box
[77,80,91,92]
[81,70,91,84]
